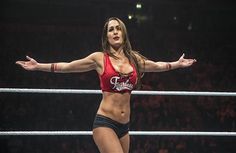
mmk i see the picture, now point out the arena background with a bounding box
[1,0,236,152]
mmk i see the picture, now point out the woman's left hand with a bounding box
[178,53,197,68]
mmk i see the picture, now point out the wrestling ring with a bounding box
[0,88,236,137]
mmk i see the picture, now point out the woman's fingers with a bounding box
[26,55,32,61]
[188,59,197,63]
[16,61,25,65]
[16,55,33,66]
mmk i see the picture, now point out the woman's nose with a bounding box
[113,29,118,34]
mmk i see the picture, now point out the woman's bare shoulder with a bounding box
[90,51,104,57]
[88,51,105,65]
[87,51,104,59]
[132,50,147,61]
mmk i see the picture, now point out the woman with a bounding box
[16,17,196,153]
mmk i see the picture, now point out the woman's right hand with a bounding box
[16,56,38,71]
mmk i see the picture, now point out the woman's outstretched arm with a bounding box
[139,53,197,72]
[16,52,103,73]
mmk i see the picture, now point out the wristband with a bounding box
[51,63,54,72]
[51,63,57,72]
[167,63,171,70]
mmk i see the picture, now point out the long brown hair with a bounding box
[102,17,146,89]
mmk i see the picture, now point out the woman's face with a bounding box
[107,20,123,50]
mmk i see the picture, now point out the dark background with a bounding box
[1,0,236,153]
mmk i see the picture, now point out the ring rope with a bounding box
[1,88,235,137]
[0,131,236,136]
[1,88,236,96]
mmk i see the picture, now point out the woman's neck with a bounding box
[110,46,124,57]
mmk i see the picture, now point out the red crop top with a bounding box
[99,53,137,93]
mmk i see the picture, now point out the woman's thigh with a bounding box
[120,133,130,153]
[93,127,124,153]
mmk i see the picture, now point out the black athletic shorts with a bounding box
[93,114,129,138]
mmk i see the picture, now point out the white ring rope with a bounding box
[0,131,236,136]
[1,88,236,96]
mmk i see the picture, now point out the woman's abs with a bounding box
[97,92,131,123]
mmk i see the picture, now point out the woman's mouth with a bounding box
[113,36,120,40]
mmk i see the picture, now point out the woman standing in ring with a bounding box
[16,17,196,153]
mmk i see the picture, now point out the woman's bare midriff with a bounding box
[96,91,131,124]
